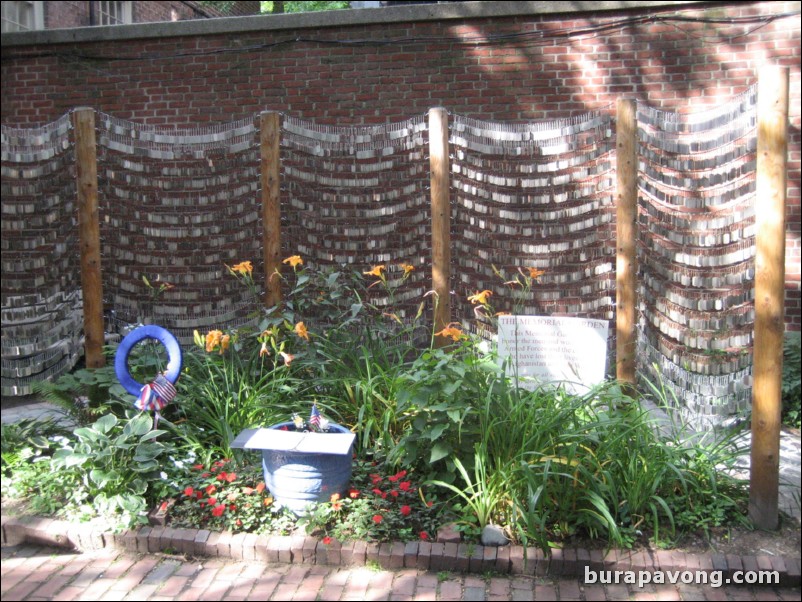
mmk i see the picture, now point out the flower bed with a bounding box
[2,257,753,554]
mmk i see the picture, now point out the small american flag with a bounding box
[309,402,321,431]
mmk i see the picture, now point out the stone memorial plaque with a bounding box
[497,315,609,393]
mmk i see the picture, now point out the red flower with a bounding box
[192,464,204,470]
[388,470,408,483]
[217,472,228,481]
[225,472,237,483]
[322,536,332,545]
[399,481,412,492]
[348,489,360,499]
[206,485,217,495]
[390,490,399,498]
[207,497,217,506]
[183,486,194,497]
[420,531,430,541]
[201,472,211,478]
[400,505,412,517]
[373,514,383,524]
[229,504,236,512]
[211,504,225,517]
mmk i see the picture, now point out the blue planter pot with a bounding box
[260,422,354,515]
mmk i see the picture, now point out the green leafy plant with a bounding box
[50,413,175,529]
[31,361,129,426]
[1,418,73,511]
[782,331,801,428]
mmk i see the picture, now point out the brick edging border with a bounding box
[2,513,800,587]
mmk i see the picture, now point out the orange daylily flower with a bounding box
[230,261,253,277]
[524,267,546,280]
[434,324,466,342]
[468,290,493,305]
[219,334,230,354]
[399,263,415,276]
[364,265,386,278]
[205,330,223,353]
[283,255,304,268]
[294,321,309,341]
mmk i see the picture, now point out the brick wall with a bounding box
[2,0,800,327]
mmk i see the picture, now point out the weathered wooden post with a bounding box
[616,98,638,387]
[429,107,452,346]
[73,107,105,368]
[261,111,282,307]
[750,65,789,530]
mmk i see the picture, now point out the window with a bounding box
[97,1,132,25]
[1,1,44,32]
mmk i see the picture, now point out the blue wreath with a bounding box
[114,325,183,398]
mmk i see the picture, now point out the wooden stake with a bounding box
[750,66,788,531]
[73,107,105,369]
[616,99,638,386]
[429,107,452,346]
[261,111,282,307]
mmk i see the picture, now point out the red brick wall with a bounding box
[2,1,800,327]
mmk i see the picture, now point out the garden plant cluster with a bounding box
[1,256,775,554]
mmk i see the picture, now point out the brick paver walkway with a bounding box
[2,543,801,601]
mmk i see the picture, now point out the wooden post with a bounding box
[750,66,788,531]
[429,107,451,346]
[615,98,638,386]
[72,107,105,369]
[261,111,282,307]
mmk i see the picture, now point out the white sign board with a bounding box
[497,315,609,393]
[231,428,355,455]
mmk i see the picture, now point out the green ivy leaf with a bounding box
[430,442,451,464]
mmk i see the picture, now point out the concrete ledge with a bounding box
[1,1,702,47]
[2,511,799,587]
